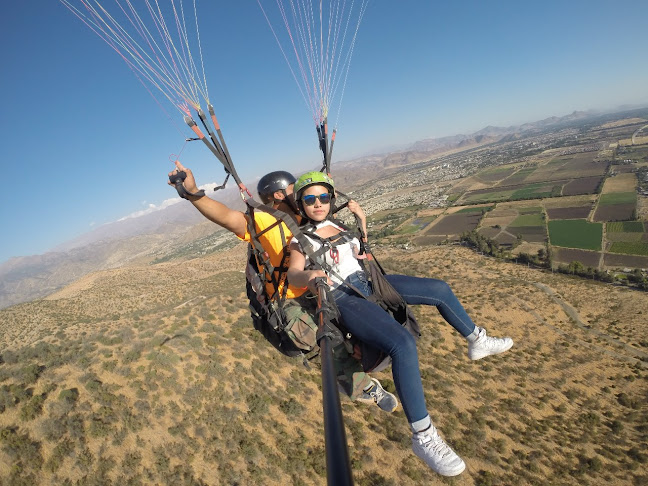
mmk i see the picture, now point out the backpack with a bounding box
[245,246,320,359]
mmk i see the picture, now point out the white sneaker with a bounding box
[412,425,465,476]
[468,327,513,360]
[356,378,399,412]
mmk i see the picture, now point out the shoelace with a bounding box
[370,386,385,403]
[482,335,507,350]
[476,329,498,348]
[419,432,453,458]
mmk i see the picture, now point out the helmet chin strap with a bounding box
[277,189,299,215]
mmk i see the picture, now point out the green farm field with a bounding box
[608,241,648,256]
[548,219,603,250]
[455,205,494,213]
[510,213,544,227]
[599,192,637,205]
[464,183,561,204]
[606,221,645,232]
[464,188,516,204]
[396,216,437,235]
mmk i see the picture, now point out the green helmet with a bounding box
[294,171,335,198]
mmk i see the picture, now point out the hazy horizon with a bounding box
[2,1,648,263]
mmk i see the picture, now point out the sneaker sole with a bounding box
[378,402,398,413]
[413,449,466,476]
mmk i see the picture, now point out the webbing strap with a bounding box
[244,197,389,312]
[244,199,320,326]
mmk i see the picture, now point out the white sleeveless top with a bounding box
[291,220,363,288]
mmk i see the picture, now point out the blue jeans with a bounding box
[331,272,477,424]
[384,274,476,338]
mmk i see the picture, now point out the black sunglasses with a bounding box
[302,193,332,206]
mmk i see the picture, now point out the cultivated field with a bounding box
[602,173,637,194]
[552,248,602,268]
[548,220,602,251]
[594,192,637,222]
[423,211,483,238]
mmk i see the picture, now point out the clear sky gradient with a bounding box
[1,1,647,264]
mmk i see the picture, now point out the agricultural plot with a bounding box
[395,215,437,235]
[511,226,547,243]
[552,248,602,268]
[593,191,637,222]
[510,207,544,225]
[594,203,636,222]
[475,166,518,183]
[463,187,518,204]
[548,219,602,250]
[543,195,596,209]
[511,182,563,199]
[606,222,648,255]
[605,221,648,243]
[604,253,648,269]
[605,233,645,243]
[424,210,482,236]
[453,205,494,214]
[480,207,518,228]
[618,145,648,162]
[494,232,517,246]
[562,175,603,196]
[463,181,562,204]
[606,221,645,233]
[601,173,637,194]
[614,164,639,173]
[412,234,450,246]
[525,154,607,183]
[508,207,547,243]
[546,206,591,219]
[477,226,500,239]
[608,241,648,256]
[599,117,647,128]
[499,167,536,185]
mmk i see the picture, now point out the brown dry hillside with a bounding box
[0,243,646,485]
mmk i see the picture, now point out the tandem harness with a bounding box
[244,198,420,372]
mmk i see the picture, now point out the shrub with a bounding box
[278,397,305,415]
[20,394,46,421]
[58,388,79,405]
[476,469,503,486]
[357,471,396,485]
[121,449,142,476]
[628,447,647,464]
[246,393,270,416]
[19,364,45,385]
[76,446,94,471]
[0,427,43,471]
[0,384,32,412]
[45,437,74,472]
[617,392,641,409]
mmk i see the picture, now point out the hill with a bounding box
[1,243,646,485]
[0,185,245,310]
[5,107,647,310]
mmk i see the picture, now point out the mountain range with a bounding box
[0,107,644,309]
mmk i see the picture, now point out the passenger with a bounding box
[168,161,398,411]
[287,171,514,476]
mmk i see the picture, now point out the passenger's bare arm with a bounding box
[168,161,247,237]
[287,243,330,292]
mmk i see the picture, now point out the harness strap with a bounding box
[244,199,319,332]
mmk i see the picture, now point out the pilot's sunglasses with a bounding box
[302,193,332,206]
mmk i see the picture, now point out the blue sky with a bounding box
[1,1,647,264]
